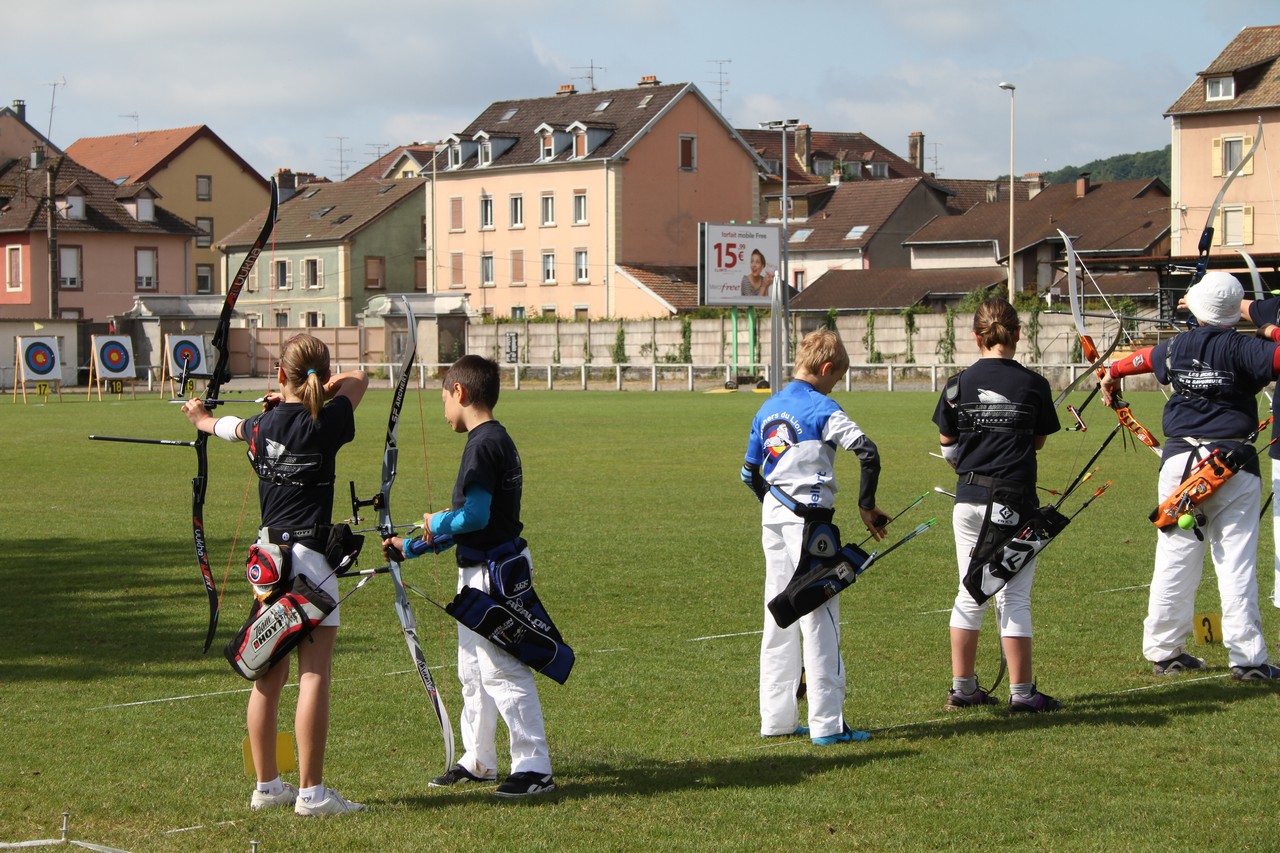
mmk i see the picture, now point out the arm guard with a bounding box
[740,463,767,502]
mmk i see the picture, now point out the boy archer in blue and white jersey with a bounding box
[741,329,888,745]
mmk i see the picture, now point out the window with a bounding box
[813,159,834,177]
[59,245,82,289]
[274,311,289,327]
[478,140,492,166]
[541,135,555,161]
[196,175,212,201]
[60,194,86,220]
[481,253,494,287]
[5,246,20,291]
[1206,76,1235,101]
[790,228,813,243]
[574,134,588,158]
[451,252,464,288]
[511,250,525,285]
[1223,137,1243,174]
[135,248,158,290]
[303,258,322,289]
[1215,134,1255,177]
[845,225,869,240]
[195,217,213,249]
[136,197,155,222]
[450,197,464,231]
[541,193,555,226]
[679,135,697,170]
[448,145,463,169]
[573,191,588,224]
[365,256,384,290]
[1219,206,1254,246]
[511,305,526,320]
[304,311,324,328]
[274,259,291,290]
[574,306,589,321]
[794,270,806,290]
[510,194,524,228]
[196,263,214,294]
[247,266,257,292]
[414,257,427,291]
[542,305,557,318]
[480,195,494,229]
[575,249,589,283]
[500,107,518,122]
[868,162,889,178]
[542,251,556,283]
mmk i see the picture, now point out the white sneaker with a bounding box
[249,781,298,811]
[294,786,367,816]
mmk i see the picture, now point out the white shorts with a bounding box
[291,543,340,627]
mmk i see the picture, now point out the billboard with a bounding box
[700,223,782,307]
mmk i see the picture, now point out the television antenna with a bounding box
[572,60,606,92]
[706,60,731,115]
[44,77,66,139]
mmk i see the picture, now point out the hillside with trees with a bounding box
[1034,145,1171,185]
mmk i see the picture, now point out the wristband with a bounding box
[940,442,960,468]
[213,416,243,442]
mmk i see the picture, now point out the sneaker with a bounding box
[1152,652,1207,676]
[761,725,810,738]
[1231,662,1280,681]
[1008,687,1064,713]
[811,723,872,746]
[249,781,297,811]
[294,787,367,816]
[429,764,496,787]
[494,771,557,799]
[945,687,1000,710]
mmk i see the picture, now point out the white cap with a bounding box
[1185,271,1243,327]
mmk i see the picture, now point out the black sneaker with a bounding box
[1008,686,1064,713]
[429,764,495,787]
[1152,652,1207,676]
[945,686,1000,710]
[1231,662,1280,682]
[494,771,556,799]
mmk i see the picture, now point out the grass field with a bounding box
[3,387,1279,851]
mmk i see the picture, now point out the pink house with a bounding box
[428,77,764,319]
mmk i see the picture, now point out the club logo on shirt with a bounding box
[958,388,1035,433]
[762,419,798,460]
[1172,358,1233,396]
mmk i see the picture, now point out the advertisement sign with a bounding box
[701,223,781,307]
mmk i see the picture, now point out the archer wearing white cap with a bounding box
[1101,272,1280,681]
[1241,276,1280,610]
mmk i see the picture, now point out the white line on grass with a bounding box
[918,608,951,615]
[1097,583,1151,593]
[1109,673,1229,692]
[162,820,240,835]
[687,630,763,642]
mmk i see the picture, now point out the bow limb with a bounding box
[363,297,455,772]
[1235,248,1266,301]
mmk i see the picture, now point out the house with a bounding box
[347,144,436,182]
[426,76,764,319]
[0,99,61,161]
[218,175,427,329]
[0,152,200,322]
[1165,24,1280,276]
[66,125,269,296]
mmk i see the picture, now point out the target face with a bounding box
[22,340,57,376]
[168,336,206,374]
[92,336,136,379]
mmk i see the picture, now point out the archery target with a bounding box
[18,337,60,378]
[93,336,135,379]
[167,335,207,375]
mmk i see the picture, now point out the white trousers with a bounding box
[949,502,1036,636]
[454,558,551,778]
[1270,458,1280,607]
[760,504,846,738]
[1145,451,1267,667]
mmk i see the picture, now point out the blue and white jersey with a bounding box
[744,379,880,512]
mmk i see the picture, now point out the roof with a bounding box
[0,102,62,155]
[784,178,941,251]
[928,177,1039,214]
[1048,269,1159,298]
[346,144,436,182]
[906,178,1170,259]
[1166,25,1280,116]
[66,125,267,188]
[790,268,1004,311]
[439,80,753,171]
[0,154,199,237]
[616,264,699,312]
[219,178,425,249]
[736,127,925,183]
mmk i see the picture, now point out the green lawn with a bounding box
[2,388,1277,851]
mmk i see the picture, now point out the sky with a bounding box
[3,1,1267,183]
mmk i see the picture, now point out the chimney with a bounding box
[556,84,577,96]
[12,99,25,122]
[274,168,297,202]
[795,125,811,174]
[637,75,661,87]
[908,131,924,171]
[1076,172,1091,199]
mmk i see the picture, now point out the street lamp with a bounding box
[998,82,1015,290]
[759,118,799,390]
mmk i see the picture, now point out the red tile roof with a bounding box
[66,125,266,188]
[347,144,437,182]
[784,178,942,251]
[790,268,1004,311]
[616,264,699,312]
[1166,25,1280,116]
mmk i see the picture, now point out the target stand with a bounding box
[12,337,63,403]
[86,336,138,401]
[159,334,208,399]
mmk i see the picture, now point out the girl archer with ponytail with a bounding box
[183,333,369,816]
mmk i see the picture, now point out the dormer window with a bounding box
[479,140,492,167]
[58,193,86,220]
[541,135,555,161]
[574,134,588,158]
[448,144,463,169]
[1206,75,1235,101]
[136,197,155,222]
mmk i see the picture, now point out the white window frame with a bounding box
[1206,75,1235,101]
[679,134,697,171]
[448,144,463,169]
[136,197,155,222]
[304,311,325,328]
[478,140,492,167]
[481,252,495,287]
[59,245,82,289]
[540,193,555,226]
[5,245,21,291]
[573,191,588,225]
[542,250,556,284]
[541,135,555,161]
[303,257,323,289]
[196,263,214,294]
[511,305,526,320]
[480,195,494,229]
[60,194,86,220]
[135,248,158,291]
[575,249,589,283]
[273,258,292,290]
[510,194,524,228]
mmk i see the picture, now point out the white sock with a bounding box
[299,784,325,802]
[952,676,978,694]
[256,777,284,795]
[1011,682,1035,698]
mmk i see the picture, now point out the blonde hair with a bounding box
[279,334,330,421]
[973,298,1020,350]
[795,328,849,375]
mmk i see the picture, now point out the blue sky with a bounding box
[3,0,1265,182]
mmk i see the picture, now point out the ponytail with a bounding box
[279,335,331,421]
[972,298,1020,351]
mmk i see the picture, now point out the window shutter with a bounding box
[1243,206,1254,244]
[316,258,324,288]
[1211,210,1222,246]
[1242,136,1255,175]
[1211,137,1222,178]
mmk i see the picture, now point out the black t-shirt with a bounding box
[933,358,1060,503]
[243,397,356,528]
[453,419,523,550]
[1151,325,1275,471]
